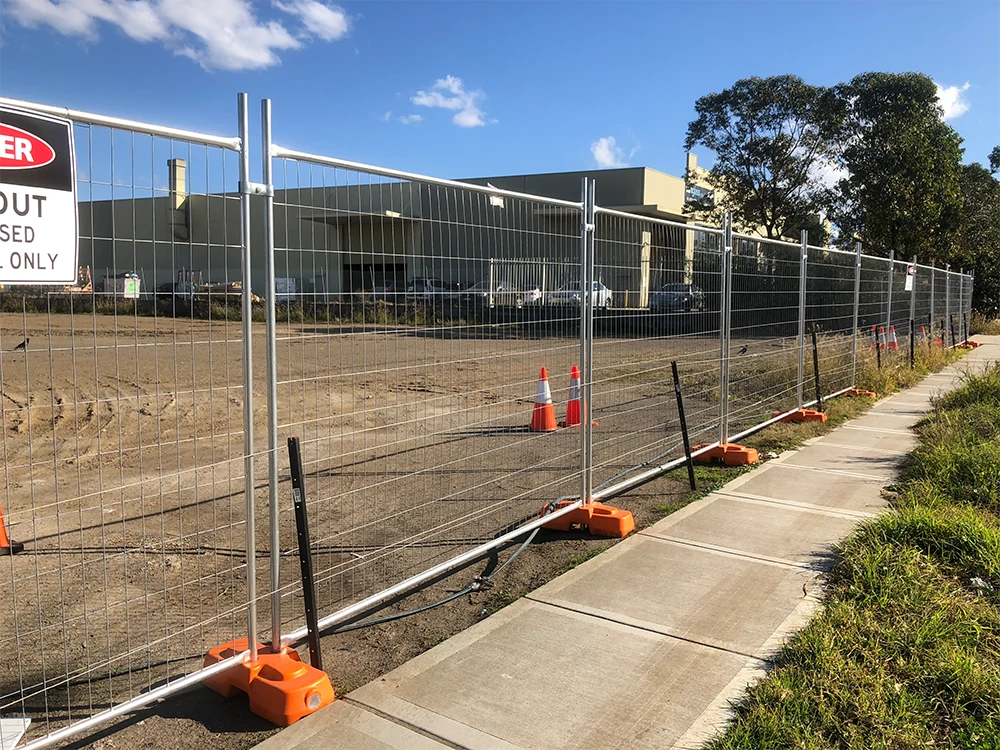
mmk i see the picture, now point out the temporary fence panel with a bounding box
[0,96,256,749]
[588,210,724,492]
[805,245,857,398]
[263,142,587,646]
[725,233,802,435]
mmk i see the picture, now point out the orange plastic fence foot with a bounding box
[692,443,759,466]
[845,389,877,398]
[203,639,335,726]
[774,408,828,424]
[541,500,635,538]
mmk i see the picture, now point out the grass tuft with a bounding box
[709,360,1000,750]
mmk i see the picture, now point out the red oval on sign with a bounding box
[0,124,56,170]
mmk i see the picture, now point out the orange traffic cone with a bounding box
[877,326,887,351]
[887,326,899,351]
[869,325,878,349]
[559,366,598,428]
[919,326,927,343]
[0,504,23,556]
[529,367,558,432]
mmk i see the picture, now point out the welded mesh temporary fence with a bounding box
[264,150,587,644]
[0,93,980,750]
[588,209,722,494]
[0,97,256,749]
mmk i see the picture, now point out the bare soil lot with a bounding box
[0,309,844,748]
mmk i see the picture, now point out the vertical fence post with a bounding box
[945,263,951,334]
[885,249,895,343]
[261,99,281,652]
[929,260,935,338]
[958,267,965,342]
[796,230,808,409]
[909,255,917,369]
[579,178,595,504]
[719,212,733,445]
[851,242,862,388]
[237,92,258,662]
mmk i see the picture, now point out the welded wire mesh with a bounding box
[805,246,856,397]
[588,210,723,491]
[725,234,802,434]
[265,156,586,640]
[0,111,249,745]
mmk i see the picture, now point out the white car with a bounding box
[549,281,613,308]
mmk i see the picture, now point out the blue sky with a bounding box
[1,0,997,182]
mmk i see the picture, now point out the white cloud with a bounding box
[809,156,849,190]
[591,136,628,168]
[397,114,422,125]
[935,81,971,120]
[381,111,392,122]
[2,0,350,71]
[410,75,489,128]
[274,0,348,41]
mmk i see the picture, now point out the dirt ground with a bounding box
[0,309,853,748]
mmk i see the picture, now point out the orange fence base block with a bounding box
[775,409,828,424]
[692,443,759,466]
[541,500,634,538]
[203,639,335,727]
[845,389,877,398]
[958,341,979,350]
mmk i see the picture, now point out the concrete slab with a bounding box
[529,531,818,658]
[350,598,763,750]
[721,462,889,515]
[778,442,905,480]
[252,700,449,750]
[643,493,858,567]
[822,423,918,452]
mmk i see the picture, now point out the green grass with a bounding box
[708,364,1000,750]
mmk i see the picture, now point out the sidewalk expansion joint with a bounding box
[525,597,768,664]
[774,463,893,481]
[635,533,816,571]
[711,489,878,520]
[840,424,915,436]
[816,441,908,457]
[339,696,472,750]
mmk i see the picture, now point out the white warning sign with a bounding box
[905,264,916,292]
[0,106,78,285]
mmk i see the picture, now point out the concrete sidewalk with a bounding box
[256,338,998,750]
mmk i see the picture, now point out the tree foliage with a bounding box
[953,163,1000,313]
[828,72,964,259]
[989,146,1000,175]
[684,75,842,241]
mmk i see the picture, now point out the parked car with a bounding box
[405,277,460,302]
[369,283,403,303]
[548,281,613,308]
[650,283,705,312]
[462,279,542,308]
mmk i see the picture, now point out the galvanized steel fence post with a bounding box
[237,92,258,662]
[579,178,596,503]
[958,267,965,341]
[945,263,951,334]
[261,98,281,651]
[927,260,937,342]
[796,230,808,409]
[885,249,895,339]
[719,212,733,444]
[909,254,917,356]
[851,241,862,388]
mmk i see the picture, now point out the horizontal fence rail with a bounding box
[0,93,977,749]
